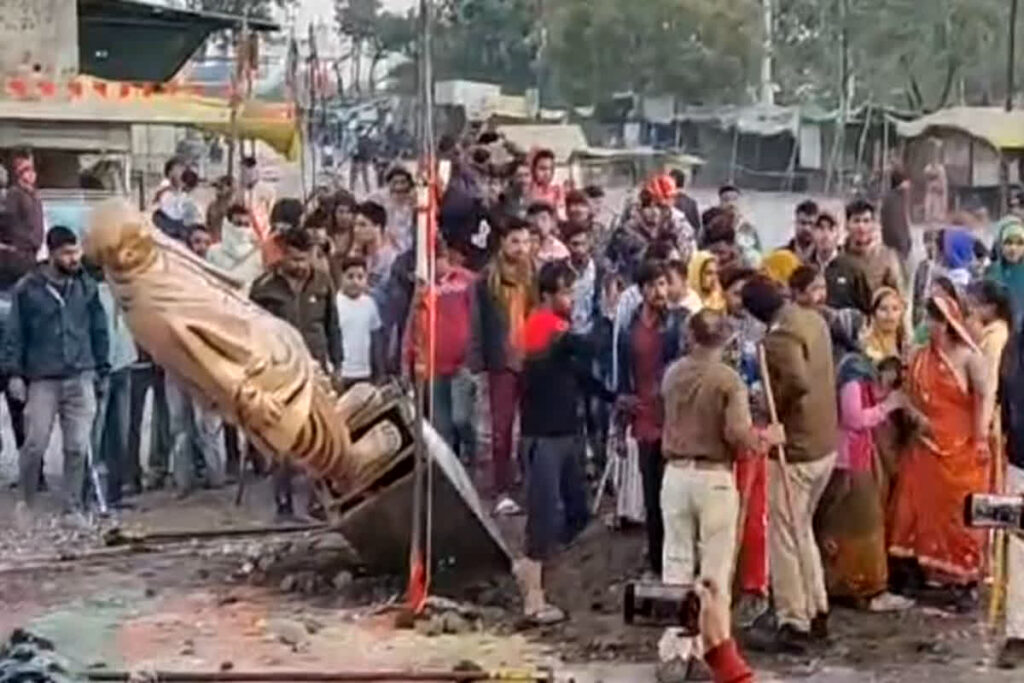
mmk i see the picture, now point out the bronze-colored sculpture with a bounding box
[85,200,403,498]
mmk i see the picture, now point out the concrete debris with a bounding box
[266,619,309,650]
[0,629,77,683]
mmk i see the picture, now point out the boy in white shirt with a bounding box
[336,257,384,389]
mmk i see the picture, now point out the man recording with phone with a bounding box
[655,309,784,682]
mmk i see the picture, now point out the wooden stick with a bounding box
[989,422,1008,629]
[757,343,815,615]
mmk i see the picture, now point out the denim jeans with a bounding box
[431,368,476,465]
[20,372,97,511]
[91,368,131,504]
[165,373,225,492]
[522,435,590,561]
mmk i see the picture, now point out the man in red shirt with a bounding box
[615,260,688,577]
[404,238,477,464]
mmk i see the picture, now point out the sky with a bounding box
[294,0,417,27]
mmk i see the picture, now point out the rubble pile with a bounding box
[0,630,79,683]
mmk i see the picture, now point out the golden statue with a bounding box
[85,200,403,498]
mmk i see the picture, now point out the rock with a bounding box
[86,661,107,670]
[302,618,324,635]
[279,575,298,593]
[219,662,234,672]
[217,594,239,607]
[332,571,354,591]
[414,616,443,637]
[267,619,309,648]
[298,573,319,594]
[144,587,157,598]
[441,612,471,635]
[179,639,195,656]
[314,534,350,552]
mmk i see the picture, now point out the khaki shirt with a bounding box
[661,355,752,463]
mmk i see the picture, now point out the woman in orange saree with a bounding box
[888,295,991,610]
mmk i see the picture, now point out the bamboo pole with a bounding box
[756,344,815,616]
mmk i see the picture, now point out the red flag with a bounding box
[93,81,108,97]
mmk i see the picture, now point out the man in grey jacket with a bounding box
[4,226,109,515]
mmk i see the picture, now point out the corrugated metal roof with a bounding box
[894,107,1024,150]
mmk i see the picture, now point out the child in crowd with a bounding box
[336,257,384,389]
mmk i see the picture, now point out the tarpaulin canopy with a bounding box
[894,107,1024,150]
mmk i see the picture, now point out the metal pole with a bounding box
[1008,0,1019,112]
[761,0,774,105]
[407,0,436,615]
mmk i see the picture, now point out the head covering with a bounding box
[836,352,877,389]
[1001,219,1024,245]
[760,248,802,286]
[930,294,980,352]
[688,250,725,311]
[645,174,678,206]
[942,228,976,271]
[862,286,906,362]
[989,216,1024,325]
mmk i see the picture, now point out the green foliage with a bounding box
[328,0,1020,113]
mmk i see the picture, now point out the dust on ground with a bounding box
[0,483,1017,682]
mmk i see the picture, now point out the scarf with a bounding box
[988,217,1024,326]
[837,352,877,390]
[688,250,725,311]
[861,287,905,363]
[942,227,976,271]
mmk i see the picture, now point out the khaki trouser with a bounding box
[658,464,739,662]
[1007,465,1024,640]
[769,452,836,632]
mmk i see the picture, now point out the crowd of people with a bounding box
[5,130,1024,682]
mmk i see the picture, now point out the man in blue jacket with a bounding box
[4,226,109,515]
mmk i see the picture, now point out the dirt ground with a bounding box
[0,480,1018,683]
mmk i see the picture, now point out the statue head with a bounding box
[85,199,159,276]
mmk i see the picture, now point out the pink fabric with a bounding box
[837,381,887,471]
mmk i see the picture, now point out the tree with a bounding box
[773,0,1010,112]
[545,0,759,105]
[334,0,418,94]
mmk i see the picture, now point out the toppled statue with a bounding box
[85,200,511,579]
[84,199,402,498]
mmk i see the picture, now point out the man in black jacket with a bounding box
[250,229,342,520]
[515,260,614,624]
[4,226,109,515]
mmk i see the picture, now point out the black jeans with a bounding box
[638,439,665,576]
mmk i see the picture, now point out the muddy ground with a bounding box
[0,481,1017,683]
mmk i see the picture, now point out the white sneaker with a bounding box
[493,496,522,516]
[869,591,915,612]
